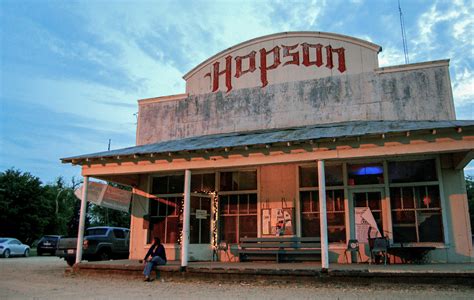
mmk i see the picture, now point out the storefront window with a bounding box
[299,164,343,187]
[388,159,437,183]
[300,189,346,243]
[390,185,443,243]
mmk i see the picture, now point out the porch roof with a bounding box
[61,120,474,164]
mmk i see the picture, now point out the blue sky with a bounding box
[0,0,473,184]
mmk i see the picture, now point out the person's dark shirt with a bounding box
[144,243,167,262]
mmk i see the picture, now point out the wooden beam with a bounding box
[452,150,474,170]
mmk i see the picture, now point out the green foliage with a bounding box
[0,168,131,244]
[0,169,50,244]
[466,176,474,230]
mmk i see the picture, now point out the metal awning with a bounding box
[61,120,474,164]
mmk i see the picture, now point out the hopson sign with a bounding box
[205,43,346,93]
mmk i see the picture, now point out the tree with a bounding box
[466,176,474,230]
[0,169,51,244]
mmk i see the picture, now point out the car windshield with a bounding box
[43,236,58,242]
[86,228,108,236]
[0,238,8,243]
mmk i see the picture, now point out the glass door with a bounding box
[351,189,385,241]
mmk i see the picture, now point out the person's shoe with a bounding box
[144,276,151,282]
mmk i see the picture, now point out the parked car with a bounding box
[0,238,30,258]
[37,235,62,256]
[56,227,130,266]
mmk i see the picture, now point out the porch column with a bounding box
[318,160,329,271]
[181,169,191,270]
[76,176,89,264]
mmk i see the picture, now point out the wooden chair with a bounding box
[344,239,362,263]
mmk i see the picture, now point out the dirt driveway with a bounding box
[1,256,473,299]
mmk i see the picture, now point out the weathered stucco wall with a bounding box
[137,61,454,145]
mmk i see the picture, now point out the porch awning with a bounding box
[61,120,474,164]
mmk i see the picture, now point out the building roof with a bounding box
[61,120,474,164]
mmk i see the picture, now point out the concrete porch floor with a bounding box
[72,260,474,286]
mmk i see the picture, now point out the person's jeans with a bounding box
[143,256,166,277]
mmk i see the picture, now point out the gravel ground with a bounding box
[1,256,473,299]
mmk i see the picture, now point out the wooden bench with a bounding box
[238,237,321,262]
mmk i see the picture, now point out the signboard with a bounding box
[74,182,131,212]
[261,208,294,236]
[195,209,208,219]
[355,207,380,243]
[184,32,381,95]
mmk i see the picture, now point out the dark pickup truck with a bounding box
[56,226,130,266]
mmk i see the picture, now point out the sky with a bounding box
[0,0,473,185]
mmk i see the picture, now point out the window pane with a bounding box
[150,217,166,243]
[202,173,215,192]
[238,194,249,214]
[190,216,200,244]
[168,175,184,193]
[348,163,384,185]
[325,164,343,186]
[220,172,233,191]
[368,192,381,210]
[393,226,417,243]
[201,197,210,212]
[220,196,230,214]
[200,218,211,244]
[150,199,158,216]
[166,216,179,244]
[239,215,257,239]
[418,211,443,242]
[301,191,311,212]
[388,159,437,183]
[221,216,237,244]
[326,191,335,212]
[229,195,238,214]
[152,177,168,194]
[191,196,200,214]
[312,192,319,212]
[328,212,345,243]
[248,194,257,214]
[427,185,441,208]
[402,187,414,209]
[354,192,367,207]
[299,166,318,187]
[390,188,402,209]
[191,174,202,192]
[301,214,320,237]
[334,190,344,211]
[392,211,416,224]
[239,171,257,190]
[414,186,428,209]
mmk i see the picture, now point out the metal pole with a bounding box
[181,170,191,270]
[318,160,329,271]
[76,176,89,264]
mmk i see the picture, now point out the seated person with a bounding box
[143,237,167,282]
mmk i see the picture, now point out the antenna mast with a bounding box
[398,0,409,64]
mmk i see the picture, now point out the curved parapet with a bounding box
[184,31,382,95]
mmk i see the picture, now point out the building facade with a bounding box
[63,32,474,265]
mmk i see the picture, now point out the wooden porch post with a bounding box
[318,160,329,271]
[181,170,191,270]
[76,176,89,264]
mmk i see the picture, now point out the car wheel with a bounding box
[24,249,29,257]
[98,249,111,261]
[3,249,10,258]
[66,257,75,267]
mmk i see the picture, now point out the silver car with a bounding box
[0,238,30,258]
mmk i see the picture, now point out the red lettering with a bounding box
[259,46,281,88]
[211,55,233,92]
[282,44,299,66]
[302,43,323,67]
[325,45,346,73]
[235,51,256,78]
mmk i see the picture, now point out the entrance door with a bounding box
[351,189,384,241]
